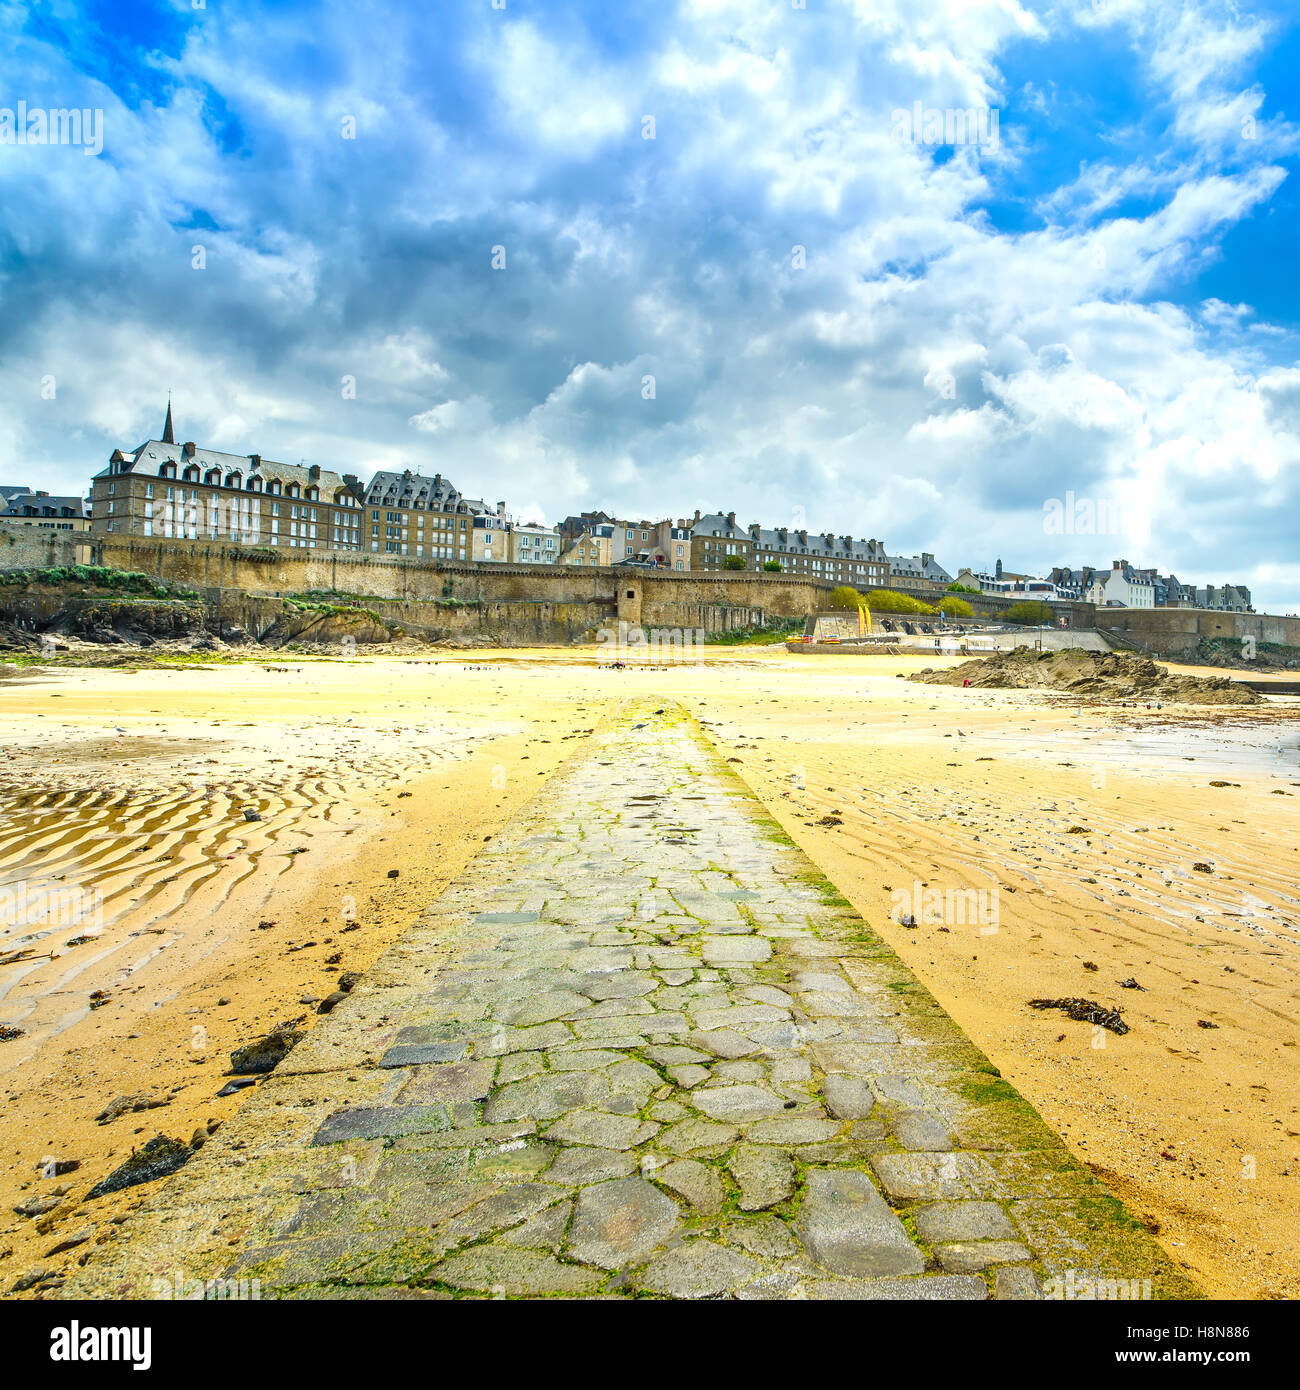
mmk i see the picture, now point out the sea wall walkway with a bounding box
[65,701,1196,1300]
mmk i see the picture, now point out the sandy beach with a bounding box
[0,648,1296,1298]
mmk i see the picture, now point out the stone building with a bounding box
[688,511,753,570]
[745,523,889,586]
[508,520,561,564]
[90,405,365,549]
[612,518,691,569]
[0,489,91,532]
[888,551,951,596]
[362,469,496,559]
[558,523,616,567]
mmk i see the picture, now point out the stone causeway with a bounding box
[64,701,1197,1300]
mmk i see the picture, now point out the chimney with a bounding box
[181,441,196,459]
[726,511,736,529]
[921,551,932,566]
[309,464,321,480]
[750,523,761,541]
[693,509,701,524]
[249,454,261,469]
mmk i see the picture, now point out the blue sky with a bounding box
[2,0,1299,609]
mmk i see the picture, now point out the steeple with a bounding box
[162,398,175,445]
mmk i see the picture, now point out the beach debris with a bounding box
[387,868,400,879]
[65,935,95,948]
[216,1077,257,1098]
[1117,977,1146,991]
[1208,781,1239,788]
[1192,862,1213,874]
[1066,826,1089,835]
[816,814,843,827]
[256,919,277,929]
[88,990,110,1010]
[228,1016,307,1075]
[0,1025,24,1042]
[243,808,262,822]
[35,1157,80,1177]
[1028,997,1129,1035]
[1082,961,1098,972]
[85,1135,192,1199]
[1197,1019,1220,1029]
[95,1092,170,1125]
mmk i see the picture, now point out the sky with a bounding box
[2,0,1299,611]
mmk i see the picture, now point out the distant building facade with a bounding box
[90,406,364,549]
[363,469,496,559]
[1,489,91,532]
[745,523,888,585]
[889,551,951,596]
[508,520,561,564]
[1088,560,1155,609]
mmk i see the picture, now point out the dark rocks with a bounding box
[14,1196,63,1219]
[35,1158,80,1178]
[229,1017,307,1074]
[85,1135,192,1199]
[44,1227,95,1257]
[316,991,348,1015]
[216,1077,257,1098]
[95,1092,169,1125]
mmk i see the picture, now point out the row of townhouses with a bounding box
[953,559,1254,613]
[0,408,1255,610]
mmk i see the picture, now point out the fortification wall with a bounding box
[1100,607,1300,655]
[0,526,94,569]
[90,536,828,636]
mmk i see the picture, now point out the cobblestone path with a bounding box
[66,702,1196,1300]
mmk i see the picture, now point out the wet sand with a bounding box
[0,649,1296,1298]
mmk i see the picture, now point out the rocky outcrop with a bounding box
[911,648,1261,705]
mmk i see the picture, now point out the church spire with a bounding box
[162,398,175,445]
